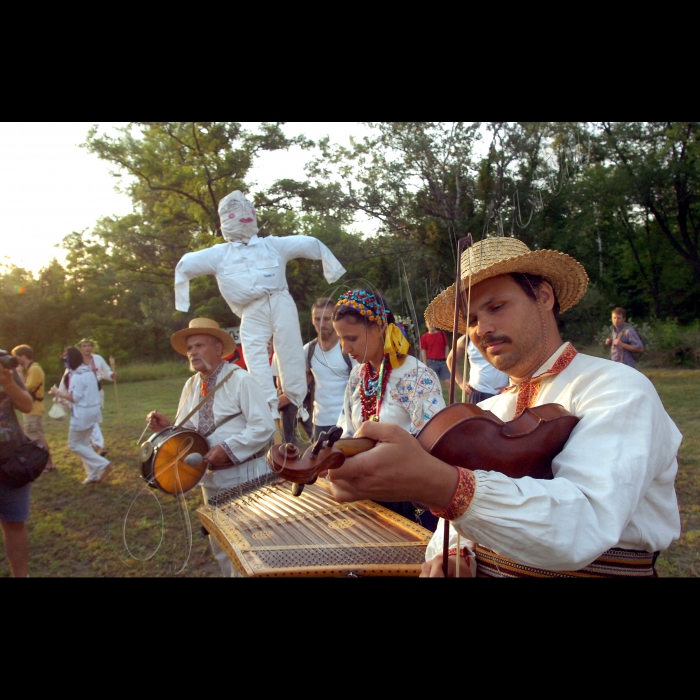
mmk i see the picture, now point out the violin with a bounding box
[267,426,374,487]
[266,403,580,492]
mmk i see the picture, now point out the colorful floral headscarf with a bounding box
[336,290,387,326]
[336,290,409,368]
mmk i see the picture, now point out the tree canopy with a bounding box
[2,121,697,375]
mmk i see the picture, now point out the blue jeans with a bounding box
[427,359,450,380]
[468,389,496,404]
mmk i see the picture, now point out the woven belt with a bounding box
[474,545,659,578]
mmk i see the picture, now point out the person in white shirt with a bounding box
[50,347,111,485]
[304,297,356,442]
[174,190,346,422]
[325,238,681,578]
[146,318,275,577]
[78,338,116,457]
[447,335,509,403]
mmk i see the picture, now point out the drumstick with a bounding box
[109,356,122,423]
[136,422,151,446]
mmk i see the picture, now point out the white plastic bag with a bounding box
[48,399,68,420]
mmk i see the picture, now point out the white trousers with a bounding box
[240,291,308,409]
[68,425,110,481]
[199,455,270,577]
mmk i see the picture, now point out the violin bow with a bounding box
[443,233,473,577]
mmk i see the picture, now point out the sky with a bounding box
[0,122,374,275]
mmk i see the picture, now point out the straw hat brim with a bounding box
[425,249,589,334]
[171,325,236,357]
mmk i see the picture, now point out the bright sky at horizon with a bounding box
[0,122,374,276]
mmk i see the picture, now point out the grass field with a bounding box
[2,360,698,577]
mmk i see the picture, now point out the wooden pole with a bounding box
[109,356,122,424]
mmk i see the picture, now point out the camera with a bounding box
[0,350,19,370]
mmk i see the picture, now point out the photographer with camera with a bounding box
[0,350,35,577]
[12,345,55,472]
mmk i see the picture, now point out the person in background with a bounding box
[605,307,644,368]
[11,345,55,471]
[333,290,445,532]
[145,318,275,577]
[50,347,112,485]
[446,336,509,404]
[304,297,355,442]
[78,338,116,457]
[0,356,34,577]
[419,322,450,385]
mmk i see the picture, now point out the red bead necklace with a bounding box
[360,355,392,422]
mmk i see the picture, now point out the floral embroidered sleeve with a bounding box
[391,364,446,434]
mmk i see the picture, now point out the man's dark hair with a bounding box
[510,273,561,317]
[612,306,626,317]
[12,344,33,360]
[312,297,334,312]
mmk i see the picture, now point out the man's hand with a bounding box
[203,444,230,468]
[420,553,475,578]
[605,338,612,346]
[277,392,291,410]
[612,337,622,347]
[147,411,171,431]
[327,421,459,511]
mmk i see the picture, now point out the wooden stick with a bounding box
[109,356,122,424]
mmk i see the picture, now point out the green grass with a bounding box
[2,361,698,577]
[1,376,220,578]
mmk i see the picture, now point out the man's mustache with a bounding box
[477,334,512,351]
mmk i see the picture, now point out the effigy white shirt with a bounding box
[174,233,346,316]
[339,356,445,437]
[427,342,682,570]
[176,364,275,465]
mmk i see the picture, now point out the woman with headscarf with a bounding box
[332,290,445,531]
[49,347,111,485]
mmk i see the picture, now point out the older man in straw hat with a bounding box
[326,237,681,578]
[146,318,274,577]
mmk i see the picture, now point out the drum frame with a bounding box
[141,426,209,495]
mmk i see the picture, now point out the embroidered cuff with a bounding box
[430,467,476,520]
[221,443,241,465]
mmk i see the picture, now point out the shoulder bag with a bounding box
[0,434,49,489]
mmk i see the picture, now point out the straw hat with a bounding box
[170,318,236,357]
[425,237,589,334]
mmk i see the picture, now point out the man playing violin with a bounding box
[146,318,275,577]
[326,238,681,578]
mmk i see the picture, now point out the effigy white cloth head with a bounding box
[218,190,259,243]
